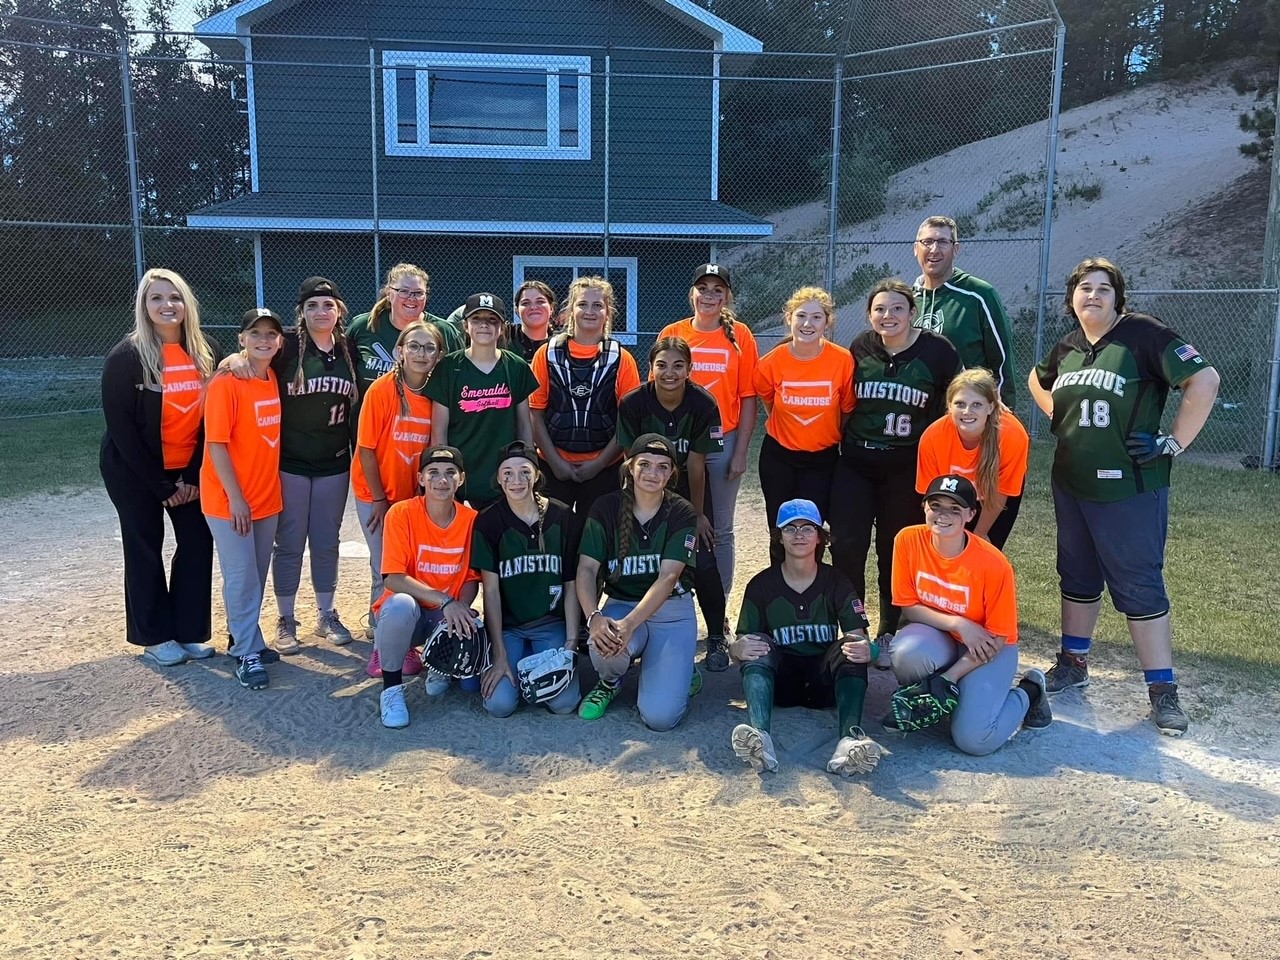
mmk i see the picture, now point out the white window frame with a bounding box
[513,256,639,345]
[383,51,591,160]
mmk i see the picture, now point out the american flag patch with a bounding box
[853,599,866,616]
[684,534,698,552]
[1175,343,1202,362]
[710,426,724,439]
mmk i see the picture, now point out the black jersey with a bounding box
[616,382,723,500]
[581,491,697,602]
[736,563,868,656]
[276,334,358,477]
[472,497,580,626]
[843,330,958,450]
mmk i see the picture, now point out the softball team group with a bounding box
[100,215,1220,778]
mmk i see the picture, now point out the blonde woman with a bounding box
[101,269,219,666]
[348,263,462,392]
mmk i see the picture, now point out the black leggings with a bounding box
[757,434,839,564]
[970,493,1023,550]
[690,481,726,638]
[827,444,922,636]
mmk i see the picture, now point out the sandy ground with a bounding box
[1,484,1278,960]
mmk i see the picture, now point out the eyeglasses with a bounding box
[781,523,819,538]
[392,287,427,301]
[403,342,438,355]
[915,238,955,250]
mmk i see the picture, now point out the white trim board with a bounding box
[185,214,773,237]
[514,255,640,341]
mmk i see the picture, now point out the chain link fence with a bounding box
[2,1,1277,466]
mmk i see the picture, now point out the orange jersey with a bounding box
[200,371,282,521]
[915,410,1030,499]
[891,525,1018,644]
[529,338,641,463]
[655,318,759,433]
[160,343,207,469]
[351,372,433,504]
[374,498,480,613]
[753,340,855,451]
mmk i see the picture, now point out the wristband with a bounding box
[586,610,603,628]
[440,596,455,610]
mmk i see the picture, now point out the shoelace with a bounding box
[242,654,262,669]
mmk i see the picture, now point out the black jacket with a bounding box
[99,337,222,501]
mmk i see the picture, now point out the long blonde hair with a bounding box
[946,368,1003,506]
[566,275,616,339]
[392,320,445,418]
[368,262,430,332]
[130,269,216,389]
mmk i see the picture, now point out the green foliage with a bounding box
[1060,178,1105,203]
[1239,106,1275,164]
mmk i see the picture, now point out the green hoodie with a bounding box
[913,269,1016,407]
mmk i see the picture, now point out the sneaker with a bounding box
[1148,682,1188,737]
[315,609,354,647]
[380,684,409,728]
[274,616,301,656]
[827,726,888,776]
[689,668,704,698]
[1020,668,1053,729]
[177,641,216,660]
[1045,651,1090,692]
[423,667,450,696]
[141,640,188,667]
[703,636,730,672]
[402,647,424,677]
[236,653,269,690]
[578,679,621,720]
[731,723,778,773]
[365,648,383,679]
[874,633,894,670]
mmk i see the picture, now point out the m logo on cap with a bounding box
[705,265,720,275]
[940,478,958,492]
[479,294,494,308]
[436,449,454,458]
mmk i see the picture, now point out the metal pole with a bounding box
[369,46,382,293]
[1030,20,1065,437]
[825,58,843,291]
[602,54,611,276]
[1260,61,1280,469]
[116,25,145,285]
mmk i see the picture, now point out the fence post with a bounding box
[369,45,382,296]
[603,53,611,276]
[825,58,843,291]
[116,24,145,286]
[1030,18,1066,438]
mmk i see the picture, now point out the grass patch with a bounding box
[0,411,104,499]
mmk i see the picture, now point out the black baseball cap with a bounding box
[297,276,343,305]
[627,433,676,461]
[419,445,465,472]
[240,307,284,332]
[691,263,732,290]
[923,474,979,511]
[463,293,507,323]
[497,440,539,468]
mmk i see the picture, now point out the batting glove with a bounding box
[1125,431,1183,464]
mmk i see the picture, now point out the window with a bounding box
[384,52,591,160]
[513,256,638,344]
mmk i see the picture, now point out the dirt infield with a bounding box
[1,487,1277,960]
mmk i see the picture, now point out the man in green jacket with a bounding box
[911,215,1017,408]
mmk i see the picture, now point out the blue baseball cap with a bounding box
[776,499,823,528]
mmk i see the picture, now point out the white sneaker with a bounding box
[178,642,216,659]
[142,640,188,666]
[827,727,889,777]
[731,723,778,773]
[380,685,410,728]
[423,668,451,696]
[874,633,894,670]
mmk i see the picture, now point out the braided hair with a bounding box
[292,297,360,405]
[688,279,741,353]
[609,452,679,584]
[391,320,445,418]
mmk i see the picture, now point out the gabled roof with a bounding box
[195,0,763,57]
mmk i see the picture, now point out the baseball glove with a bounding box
[422,617,490,679]
[884,671,960,732]
[516,647,578,704]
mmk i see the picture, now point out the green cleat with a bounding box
[578,679,620,720]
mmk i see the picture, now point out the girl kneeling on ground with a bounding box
[474,442,583,717]
[372,445,480,729]
[884,474,1051,755]
[575,434,700,730]
[730,499,884,776]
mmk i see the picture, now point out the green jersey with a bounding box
[472,496,580,627]
[1035,312,1210,502]
[347,308,462,394]
[616,382,723,501]
[424,350,537,506]
[581,491,697,603]
[736,563,868,657]
[842,330,958,450]
[914,269,1017,407]
[276,335,357,477]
